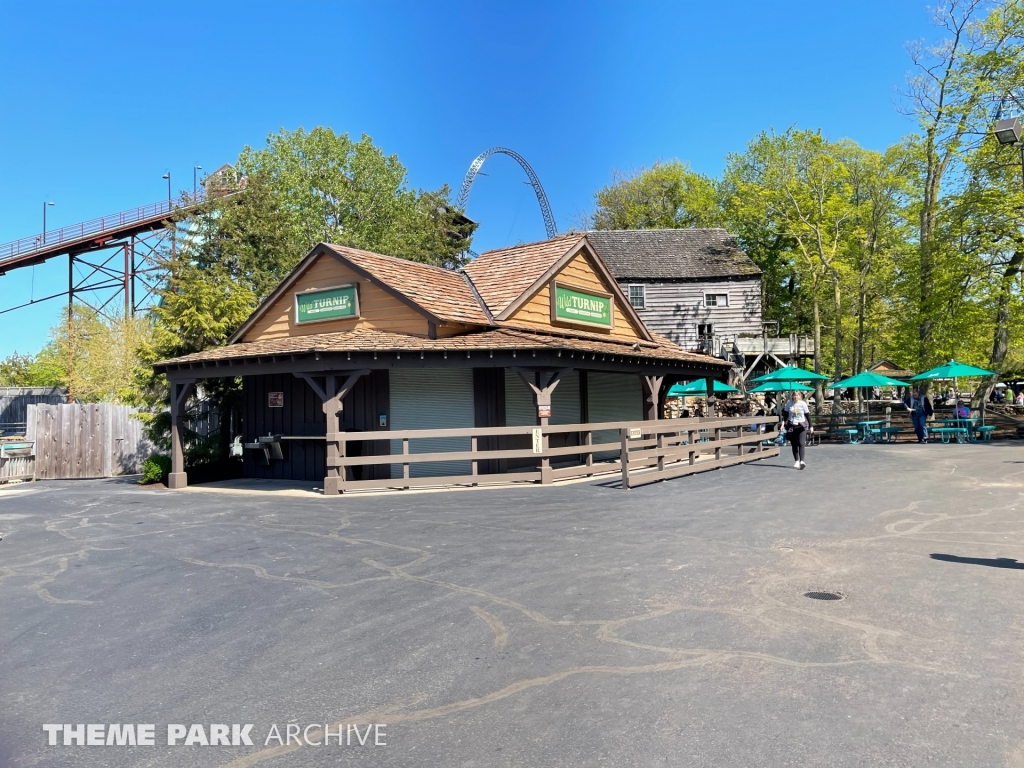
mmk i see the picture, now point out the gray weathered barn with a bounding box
[590,229,813,373]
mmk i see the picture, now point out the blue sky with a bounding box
[0,1,935,358]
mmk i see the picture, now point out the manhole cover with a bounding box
[804,591,844,601]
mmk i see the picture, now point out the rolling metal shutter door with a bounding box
[587,372,643,460]
[504,370,581,426]
[390,369,474,478]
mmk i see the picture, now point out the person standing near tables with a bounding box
[904,388,933,443]
[783,390,811,469]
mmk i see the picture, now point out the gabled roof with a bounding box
[463,234,653,342]
[867,359,916,379]
[462,234,584,316]
[228,243,491,343]
[323,244,489,326]
[586,229,761,281]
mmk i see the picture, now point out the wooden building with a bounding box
[154,234,733,493]
[588,229,763,353]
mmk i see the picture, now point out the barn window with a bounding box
[628,284,646,309]
[703,293,729,307]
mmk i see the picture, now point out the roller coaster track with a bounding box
[455,147,557,239]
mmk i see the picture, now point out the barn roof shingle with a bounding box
[586,229,761,282]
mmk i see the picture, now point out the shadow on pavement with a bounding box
[930,553,1024,570]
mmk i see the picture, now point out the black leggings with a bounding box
[788,425,806,462]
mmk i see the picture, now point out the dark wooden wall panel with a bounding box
[243,371,389,482]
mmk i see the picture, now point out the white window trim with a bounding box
[627,284,646,309]
[703,292,729,307]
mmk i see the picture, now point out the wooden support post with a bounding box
[688,429,697,465]
[513,368,567,485]
[168,378,197,489]
[657,431,665,473]
[620,428,631,489]
[714,426,722,462]
[642,375,664,421]
[704,377,717,417]
[297,369,369,496]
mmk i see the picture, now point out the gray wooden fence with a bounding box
[0,386,66,434]
[25,403,153,479]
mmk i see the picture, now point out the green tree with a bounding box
[590,161,721,230]
[900,0,1024,370]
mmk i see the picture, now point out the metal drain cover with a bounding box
[804,591,844,601]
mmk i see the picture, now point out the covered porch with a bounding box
[154,327,763,495]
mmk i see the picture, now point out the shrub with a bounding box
[140,453,171,485]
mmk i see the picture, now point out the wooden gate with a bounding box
[26,403,153,479]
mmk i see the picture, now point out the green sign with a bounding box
[553,284,612,327]
[295,285,358,323]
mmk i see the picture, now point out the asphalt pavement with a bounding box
[2,442,1023,767]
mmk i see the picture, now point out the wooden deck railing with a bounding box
[329,416,779,493]
[618,416,779,489]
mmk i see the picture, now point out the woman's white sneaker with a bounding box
[794,461,801,468]
[799,461,806,469]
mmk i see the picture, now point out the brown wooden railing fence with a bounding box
[329,415,779,493]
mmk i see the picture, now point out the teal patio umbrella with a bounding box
[909,360,994,382]
[666,380,739,396]
[748,381,815,393]
[910,360,996,424]
[832,370,908,421]
[751,365,831,383]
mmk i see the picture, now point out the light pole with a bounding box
[994,116,1024,182]
[42,201,54,243]
[162,172,171,209]
[193,165,202,198]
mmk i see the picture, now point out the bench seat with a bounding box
[930,426,967,444]
[974,425,996,442]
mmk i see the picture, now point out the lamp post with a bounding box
[42,201,54,244]
[193,165,202,198]
[162,172,175,255]
[994,116,1024,183]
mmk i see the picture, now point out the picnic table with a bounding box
[852,420,886,443]
[930,417,975,443]
[934,417,981,444]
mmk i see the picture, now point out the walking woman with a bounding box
[784,390,812,469]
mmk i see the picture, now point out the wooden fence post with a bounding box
[620,428,631,489]
[402,437,410,490]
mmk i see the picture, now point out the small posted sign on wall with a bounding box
[532,428,544,454]
[537,404,551,419]
[628,427,642,439]
[268,392,284,408]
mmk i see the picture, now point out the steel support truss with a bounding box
[66,226,170,321]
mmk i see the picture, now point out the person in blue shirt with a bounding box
[903,388,933,443]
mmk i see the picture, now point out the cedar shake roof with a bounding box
[155,327,729,370]
[323,244,490,326]
[586,229,761,282]
[867,359,916,379]
[462,234,584,315]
